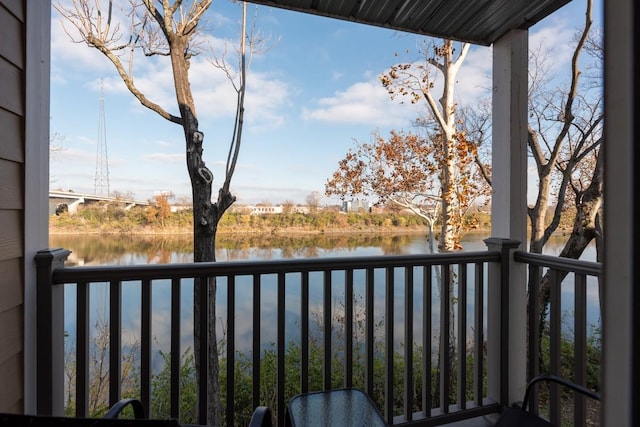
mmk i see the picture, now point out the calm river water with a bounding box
[50,232,600,358]
[49,231,593,266]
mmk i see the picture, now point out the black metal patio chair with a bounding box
[0,398,179,427]
[494,374,600,427]
[0,399,272,427]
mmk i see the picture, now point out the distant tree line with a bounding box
[50,196,491,235]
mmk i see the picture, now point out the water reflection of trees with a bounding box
[49,233,427,265]
[50,234,193,266]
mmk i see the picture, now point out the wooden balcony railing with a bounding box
[515,251,602,426]
[35,240,602,427]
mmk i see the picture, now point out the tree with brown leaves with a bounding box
[378,39,484,252]
[326,127,489,253]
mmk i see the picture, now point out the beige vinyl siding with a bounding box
[0,353,23,412]
[0,109,24,162]
[0,259,22,313]
[0,159,23,208]
[0,0,25,413]
[0,1,23,68]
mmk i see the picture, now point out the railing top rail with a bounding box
[50,250,501,285]
[514,250,602,276]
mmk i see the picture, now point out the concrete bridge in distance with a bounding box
[49,190,149,215]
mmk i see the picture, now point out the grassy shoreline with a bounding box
[50,206,492,236]
[48,225,440,236]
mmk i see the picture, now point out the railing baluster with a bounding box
[323,270,332,390]
[277,272,286,427]
[196,276,209,425]
[528,264,541,401]
[549,269,561,425]
[365,267,375,397]
[574,273,588,426]
[529,264,542,415]
[226,276,236,427]
[170,278,181,419]
[109,280,122,408]
[301,272,309,394]
[384,267,394,424]
[141,278,152,419]
[423,265,433,417]
[474,262,484,407]
[76,281,89,417]
[440,264,451,413]
[404,266,414,420]
[458,264,467,410]
[345,269,354,388]
[252,274,261,408]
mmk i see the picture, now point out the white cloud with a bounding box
[301,79,413,127]
[55,147,95,163]
[152,139,175,148]
[244,74,290,128]
[331,70,344,81]
[529,19,576,75]
[142,153,185,163]
[74,135,96,146]
[301,42,494,129]
[50,4,130,80]
[456,45,492,102]
[75,45,293,133]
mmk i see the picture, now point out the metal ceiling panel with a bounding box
[243,0,573,45]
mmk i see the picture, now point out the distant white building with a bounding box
[342,199,372,213]
[170,205,192,213]
[228,204,312,215]
[250,205,283,214]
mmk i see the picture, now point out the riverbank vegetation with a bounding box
[49,202,491,236]
[66,314,600,424]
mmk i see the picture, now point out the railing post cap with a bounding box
[35,248,72,263]
[483,237,521,250]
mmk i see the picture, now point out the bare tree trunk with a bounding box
[537,153,602,325]
[527,127,555,255]
[527,0,595,256]
[169,32,223,421]
[54,2,246,423]
[181,110,223,425]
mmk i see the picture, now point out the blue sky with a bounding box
[49,0,601,206]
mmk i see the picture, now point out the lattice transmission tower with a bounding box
[94,80,110,196]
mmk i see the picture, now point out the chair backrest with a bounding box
[521,374,600,411]
[495,374,601,427]
[249,406,273,427]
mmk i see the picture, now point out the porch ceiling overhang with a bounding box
[243,0,571,46]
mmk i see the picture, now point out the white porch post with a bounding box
[24,1,52,414]
[488,28,528,406]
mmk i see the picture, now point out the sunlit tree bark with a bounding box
[380,39,474,252]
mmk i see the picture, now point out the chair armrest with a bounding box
[522,374,601,411]
[104,398,146,419]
